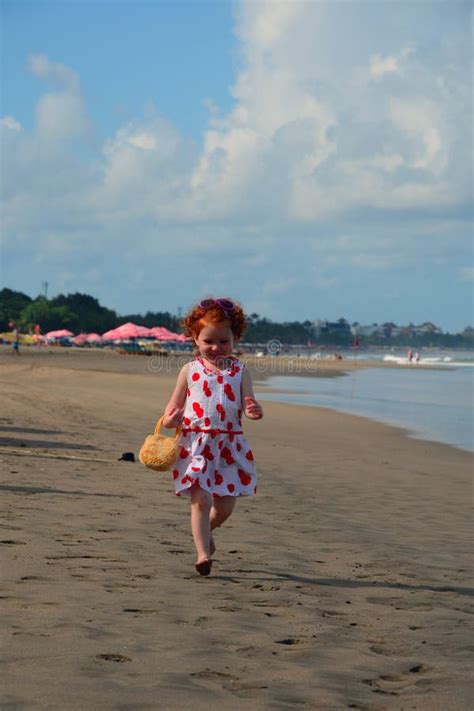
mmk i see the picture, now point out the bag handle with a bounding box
[154,415,181,441]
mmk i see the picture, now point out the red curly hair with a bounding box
[182,298,247,341]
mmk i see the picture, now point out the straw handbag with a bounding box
[139,416,181,472]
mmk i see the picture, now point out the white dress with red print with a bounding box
[173,357,257,497]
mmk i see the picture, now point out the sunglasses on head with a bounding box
[199,298,235,314]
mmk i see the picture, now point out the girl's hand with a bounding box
[244,396,263,420]
[163,405,184,429]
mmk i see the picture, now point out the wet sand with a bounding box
[1,349,472,709]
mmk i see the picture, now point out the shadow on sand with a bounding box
[0,484,132,498]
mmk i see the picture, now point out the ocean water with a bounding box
[257,363,474,453]
[309,348,474,367]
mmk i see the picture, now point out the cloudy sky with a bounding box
[2,0,472,331]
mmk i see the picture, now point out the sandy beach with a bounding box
[1,348,472,710]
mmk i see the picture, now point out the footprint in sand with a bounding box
[96,653,132,663]
[191,669,237,681]
[190,669,267,692]
[370,642,409,657]
[122,608,159,616]
[363,663,431,696]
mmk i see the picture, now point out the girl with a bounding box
[162,298,263,576]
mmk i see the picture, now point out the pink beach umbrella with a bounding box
[102,328,122,340]
[166,331,190,342]
[150,326,182,341]
[114,322,146,339]
[135,325,153,337]
[72,333,89,345]
[149,327,168,340]
[113,323,138,339]
[45,329,74,338]
[102,323,149,340]
[73,332,103,345]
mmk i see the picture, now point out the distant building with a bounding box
[351,324,379,337]
[411,322,442,336]
[380,322,398,338]
[317,319,443,340]
[314,319,351,336]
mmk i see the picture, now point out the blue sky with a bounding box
[2,1,236,139]
[1,0,472,331]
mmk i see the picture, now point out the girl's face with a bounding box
[194,320,235,363]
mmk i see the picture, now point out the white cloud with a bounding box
[0,116,22,132]
[369,47,414,79]
[389,98,444,171]
[35,92,90,144]
[1,1,472,328]
[95,116,195,219]
[237,0,302,52]
[28,53,80,92]
[127,132,157,151]
[368,154,404,173]
[4,3,469,231]
[370,54,400,79]
[183,1,469,224]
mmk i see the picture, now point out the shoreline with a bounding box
[1,346,469,452]
[1,353,472,709]
[254,376,473,456]
[0,343,449,378]
[256,394,472,456]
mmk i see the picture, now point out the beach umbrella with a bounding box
[72,333,89,345]
[149,327,167,340]
[113,323,136,338]
[102,328,122,340]
[102,323,149,340]
[73,332,103,345]
[135,325,153,337]
[46,329,74,338]
[150,326,183,341]
[114,322,147,339]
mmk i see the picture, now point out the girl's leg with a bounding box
[190,483,212,564]
[209,496,236,555]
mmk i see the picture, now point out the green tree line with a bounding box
[1,288,472,347]
[0,289,180,335]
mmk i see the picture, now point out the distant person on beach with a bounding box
[12,327,20,356]
[162,298,263,576]
[407,349,413,363]
[415,351,420,363]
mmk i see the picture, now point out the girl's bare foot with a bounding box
[195,558,212,576]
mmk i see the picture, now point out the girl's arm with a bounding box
[162,364,189,428]
[241,367,263,420]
